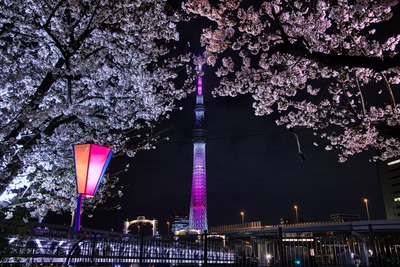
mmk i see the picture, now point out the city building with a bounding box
[188,63,208,233]
[377,157,400,219]
[170,212,189,235]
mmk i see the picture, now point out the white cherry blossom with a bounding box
[0,0,195,219]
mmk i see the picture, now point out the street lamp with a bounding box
[167,221,170,236]
[364,198,371,220]
[240,211,245,227]
[294,205,299,224]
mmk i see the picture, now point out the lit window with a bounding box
[394,197,400,202]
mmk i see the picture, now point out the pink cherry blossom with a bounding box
[184,0,400,163]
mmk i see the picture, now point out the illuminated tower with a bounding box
[188,64,208,233]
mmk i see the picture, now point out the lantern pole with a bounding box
[74,194,84,231]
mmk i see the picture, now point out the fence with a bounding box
[2,220,400,266]
[224,230,400,266]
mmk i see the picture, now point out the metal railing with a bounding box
[2,220,400,266]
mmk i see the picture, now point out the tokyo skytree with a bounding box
[188,64,208,233]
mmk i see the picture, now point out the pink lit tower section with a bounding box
[188,64,208,233]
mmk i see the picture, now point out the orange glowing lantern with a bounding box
[73,144,112,231]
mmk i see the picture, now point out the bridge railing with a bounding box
[66,235,234,266]
[1,223,235,266]
[3,220,400,266]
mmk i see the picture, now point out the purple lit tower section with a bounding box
[188,64,208,233]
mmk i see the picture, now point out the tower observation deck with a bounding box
[188,64,208,233]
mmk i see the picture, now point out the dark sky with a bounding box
[102,72,384,233]
[48,69,385,233]
[45,2,394,233]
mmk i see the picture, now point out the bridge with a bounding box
[2,219,400,266]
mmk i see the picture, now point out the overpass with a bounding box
[209,219,400,236]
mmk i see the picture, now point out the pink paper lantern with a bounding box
[73,144,112,231]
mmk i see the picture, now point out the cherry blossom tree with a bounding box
[183,0,400,162]
[0,0,195,220]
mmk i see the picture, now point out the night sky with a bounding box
[99,72,384,233]
[47,70,385,233]
[45,3,392,233]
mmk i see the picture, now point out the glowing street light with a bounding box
[294,205,299,224]
[167,221,170,236]
[364,198,371,220]
[73,144,113,231]
[240,211,245,227]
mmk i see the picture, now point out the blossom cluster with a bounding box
[183,0,400,162]
[0,0,195,219]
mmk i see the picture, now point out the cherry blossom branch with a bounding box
[67,61,73,104]
[5,3,108,141]
[380,73,396,110]
[273,42,400,71]
[3,114,78,184]
[354,76,366,116]
[348,35,398,110]
[43,1,68,58]
[271,8,289,44]
[3,59,65,142]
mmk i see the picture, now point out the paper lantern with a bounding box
[72,144,112,231]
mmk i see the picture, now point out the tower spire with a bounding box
[188,62,208,233]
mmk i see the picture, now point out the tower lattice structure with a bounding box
[188,64,208,233]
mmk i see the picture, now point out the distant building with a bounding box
[280,218,304,225]
[330,213,360,222]
[171,212,189,235]
[377,157,400,220]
